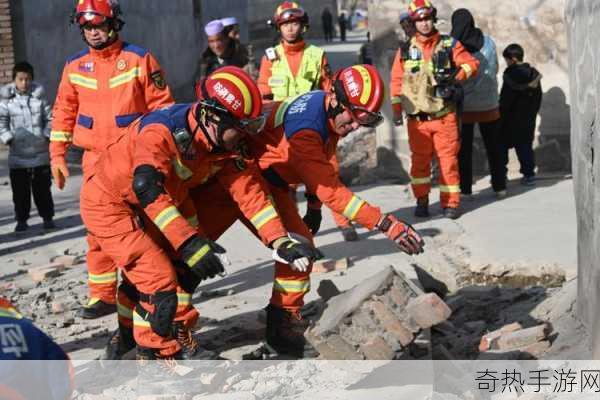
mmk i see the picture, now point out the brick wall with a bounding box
[0,0,13,84]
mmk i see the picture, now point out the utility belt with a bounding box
[407,109,452,122]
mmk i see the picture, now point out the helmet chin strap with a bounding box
[196,106,226,153]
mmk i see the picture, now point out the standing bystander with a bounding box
[0,62,54,232]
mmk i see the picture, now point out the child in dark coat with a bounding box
[499,43,543,186]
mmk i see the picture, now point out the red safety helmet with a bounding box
[408,0,437,22]
[274,2,309,28]
[73,0,122,27]
[332,64,384,128]
[196,66,266,136]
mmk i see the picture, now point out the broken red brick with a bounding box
[368,300,413,346]
[406,293,452,329]
[312,258,349,273]
[493,324,550,351]
[479,322,524,352]
[325,335,363,360]
[51,255,79,267]
[28,262,64,283]
[359,336,395,360]
[520,340,551,356]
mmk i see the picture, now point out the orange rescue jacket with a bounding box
[92,104,286,252]
[50,39,174,171]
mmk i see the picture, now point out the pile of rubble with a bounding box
[305,266,452,360]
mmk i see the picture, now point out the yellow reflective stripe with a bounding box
[211,72,252,115]
[0,306,23,319]
[153,206,182,231]
[404,60,423,69]
[342,195,366,220]
[69,73,98,90]
[109,67,141,88]
[274,94,302,127]
[273,278,310,294]
[186,244,210,267]
[87,297,101,306]
[50,130,73,142]
[352,65,372,105]
[439,184,461,193]
[250,205,278,230]
[133,310,151,327]
[186,215,199,227]
[88,271,118,284]
[461,64,473,79]
[391,97,403,105]
[177,292,191,306]
[172,158,193,181]
[411,176,431,185]
[117,302,134,319]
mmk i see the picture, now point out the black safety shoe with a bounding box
[339,225,359,242]
[43,218,56,230]
[77,299,117,319]
[414,197,429,218]
[15,221,28,232]
[265,304,319,358]
[103,324,136,360]
[443,207,460,220]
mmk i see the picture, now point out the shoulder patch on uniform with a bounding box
[150,70,166,90]
[121,42,149,58]
[66,48,90,64]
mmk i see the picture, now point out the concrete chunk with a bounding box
[51,255,80,267]
[311,266,396,336]
[479,322,524,352]
[406,293,452,329]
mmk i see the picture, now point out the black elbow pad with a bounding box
[132,164,166,208]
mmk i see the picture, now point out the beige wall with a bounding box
[369,0,570,178]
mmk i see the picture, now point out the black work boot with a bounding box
[414,197,429,218]
[14,220,28,232]
[76,299,117,319]
[103,324,136,360]
[265,304,319,358]
[173,322,218,360]
[443,207,460,220]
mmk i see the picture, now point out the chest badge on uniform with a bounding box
[78,61,94,73]
[117,59,128,71]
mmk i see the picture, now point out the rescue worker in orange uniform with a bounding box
[259,2,357,241]
[240,64,425,357]
[390,0,479,219]
[50,0,174,319]
[81,67,320,360]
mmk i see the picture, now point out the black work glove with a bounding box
[303,208,322,235]
[179,236,226,281]
[272,238,324,272]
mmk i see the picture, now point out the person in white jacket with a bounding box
[0,62,54,232]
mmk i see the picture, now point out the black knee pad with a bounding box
[136,290,177,338]
[118,281,139,303]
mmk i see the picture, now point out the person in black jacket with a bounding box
[499,43,543,186]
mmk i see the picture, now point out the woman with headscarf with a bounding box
[451,9,506,198]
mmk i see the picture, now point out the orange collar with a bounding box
[415,30,440,46]
[281,39,306,54]
[89,38,123,60]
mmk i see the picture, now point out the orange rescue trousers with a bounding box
[81,177,198,356]
[190,180,312,312]
[407,112,461,209]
